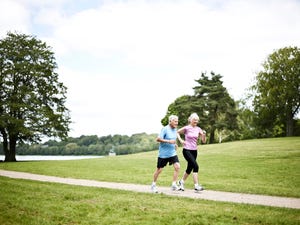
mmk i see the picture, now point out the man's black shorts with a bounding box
[157,155,179,168]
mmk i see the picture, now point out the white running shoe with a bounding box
[171,183,180,191]
[151,184,158,193]
[179,180,185,191]
[194,184,204,191]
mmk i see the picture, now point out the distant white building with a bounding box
[109,147,116,156]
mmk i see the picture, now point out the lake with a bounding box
[0,155,103,161]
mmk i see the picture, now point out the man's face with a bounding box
[170,119,178,128]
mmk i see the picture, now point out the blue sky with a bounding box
[1,0,300,138]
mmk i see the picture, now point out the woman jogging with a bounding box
[177,113,206,191]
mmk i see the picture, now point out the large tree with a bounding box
[252,46,300,137]
[0,32,71,162]
[162,72,238,143]
[193,72,238,143]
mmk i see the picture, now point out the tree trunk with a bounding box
[286,112,294,136]
[4,135,17,162]
[209,128,216,144]
[5,149,16,162]
[1,129,17,162]
[1,128,8,154]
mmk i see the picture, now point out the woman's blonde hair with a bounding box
[188,113,199,122]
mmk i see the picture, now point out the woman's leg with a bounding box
[182,149,191,182]
[183,150,199,184]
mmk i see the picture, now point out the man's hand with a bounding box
[168,140,176,144]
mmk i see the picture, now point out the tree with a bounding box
[77,135,99,146]
[161,72,238,143]
[193,72,238,143]
[252,46,300,137]
[236,99,257,140]
[0,32,71,162]
[160,95,194,127]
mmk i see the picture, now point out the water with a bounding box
[0,155,103,161]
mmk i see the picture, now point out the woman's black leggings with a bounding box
[183,148,199,174]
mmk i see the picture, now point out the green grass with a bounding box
[1,137,299,197]
[0,137,299,225]
[0,176,299,225]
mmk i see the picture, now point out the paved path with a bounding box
[1,169,300,209]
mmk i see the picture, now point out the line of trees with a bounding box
[0,133,158,156]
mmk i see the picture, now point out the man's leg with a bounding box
[153,168,163,183]
[172,162,180,183]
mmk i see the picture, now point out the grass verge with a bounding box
[0,177,299,225]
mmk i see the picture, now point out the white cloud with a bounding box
[0,0,30,37]
[58,65,171,137]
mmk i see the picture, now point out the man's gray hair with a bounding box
[168,115,178,123]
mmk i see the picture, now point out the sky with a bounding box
[0,0,300,138]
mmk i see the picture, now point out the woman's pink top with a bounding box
[182,125,203,150]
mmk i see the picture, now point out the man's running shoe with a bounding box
[171,183,180,191]
[179,180,185,191]
[194,184,204,191]
[151,184,158,193]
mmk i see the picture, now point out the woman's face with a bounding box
[190,118,199,126]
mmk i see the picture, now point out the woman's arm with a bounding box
[200,130,206,143]
[177,127,185,144]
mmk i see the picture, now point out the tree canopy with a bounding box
[0,32,71,161]
[162,72,238,143]
[252,46,300,137]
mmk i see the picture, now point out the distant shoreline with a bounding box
[0,155,104,161]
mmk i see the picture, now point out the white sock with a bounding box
[172,181,176,186]
[152,182,156,186]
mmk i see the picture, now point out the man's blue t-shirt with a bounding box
[158,125,177,158]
